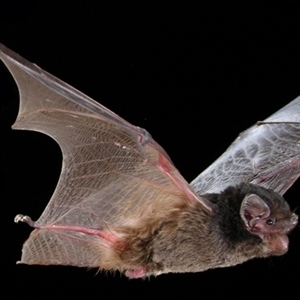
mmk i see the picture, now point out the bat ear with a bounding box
[240,194,270,229]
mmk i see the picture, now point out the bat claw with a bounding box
[14,214,36,227]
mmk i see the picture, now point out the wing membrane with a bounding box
[191,97,300,195]
[0,44,207,266]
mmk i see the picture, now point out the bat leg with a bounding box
[125,267,147,279]
[14,214,36,227]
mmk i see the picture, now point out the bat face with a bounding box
[0,43,299,278]
[239,187,298,255]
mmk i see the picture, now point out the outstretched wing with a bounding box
[191,97,300,195]
[0,44,209,267]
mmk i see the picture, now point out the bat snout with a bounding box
[290,213,298,228]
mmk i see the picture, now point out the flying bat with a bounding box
[0,43,298,279]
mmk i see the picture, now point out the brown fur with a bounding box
[98,183,297,277]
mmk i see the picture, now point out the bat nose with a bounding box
[291,213,298,226]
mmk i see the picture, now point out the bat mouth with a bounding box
[264,234,289,255]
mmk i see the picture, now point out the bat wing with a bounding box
[0,44,209,267]
[191,97,300,195]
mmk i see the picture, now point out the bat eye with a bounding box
[266,218,275,226]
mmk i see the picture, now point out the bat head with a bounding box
[240,189,298,255]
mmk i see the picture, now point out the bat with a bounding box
[0,43,298,279]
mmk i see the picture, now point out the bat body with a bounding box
[0,44,298,278]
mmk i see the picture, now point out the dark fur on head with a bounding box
[205,183,292,247]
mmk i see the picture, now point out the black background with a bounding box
[1,2,300,300]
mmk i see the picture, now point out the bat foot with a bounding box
[125,267,147,279]
[14,214,36,227]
